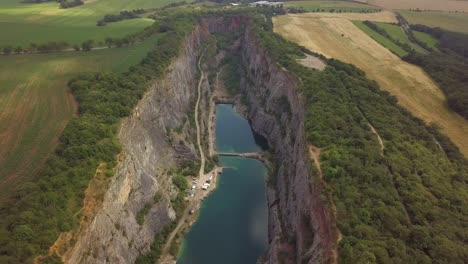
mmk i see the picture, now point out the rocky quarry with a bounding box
[64,15,339,264]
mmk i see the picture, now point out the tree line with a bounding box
[410,24,468,59]
[97,9,145,26]
[21,0,54,3]
[58,0,83,9]
[403,25,468,120]
[1,18,162,55]
[21,0,83,8]
[363,21,417,53]
[2,39,100,54]
[404,51,468,120]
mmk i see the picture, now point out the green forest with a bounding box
[0,12,196,264]
[249,11,468,263]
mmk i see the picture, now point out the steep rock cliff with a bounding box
[65,25,210,264]
[237,23,338,264]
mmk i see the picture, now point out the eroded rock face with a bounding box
[237,24,338,264]
[67,16,336,264]
[66,25,210,264]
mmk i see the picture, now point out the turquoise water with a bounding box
[215,104,263,154]
[177,104,268,264]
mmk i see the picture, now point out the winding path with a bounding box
[159,47,208,261]
[195,48,207,179]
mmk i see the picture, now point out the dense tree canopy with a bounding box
[404,25,468,119]
[251,11,468,263]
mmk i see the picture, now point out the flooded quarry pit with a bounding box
[177,104,269,264]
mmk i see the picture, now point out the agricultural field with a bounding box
[413,30,439,49]
[400,10,468,34]
[273,13,468,156]
[375,22,427,52]
[0,36,158,204]
[353,21,409,57]
[0,0,177,47]
[284,0,379,12]
[357,0,468,12]
[281,10,398,22]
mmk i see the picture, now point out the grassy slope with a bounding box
[0,36,158,204]
[375,22,427,53]
[0,0,176,46]
[413,30,439,50]
[399,10,468,34]
[284,0,379,12]
[353,21,408,57]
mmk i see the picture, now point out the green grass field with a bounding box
[375,22,427,53]
[0,36,159,204]
[284,0,379,12]
[353,21,408,57]
[413,30,439,49]
[399,10,468,34]
[0,0,177,47]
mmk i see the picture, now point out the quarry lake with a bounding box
[177,104,268,264]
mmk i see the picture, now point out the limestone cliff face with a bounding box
[66,25,210,264]
[237,23,338,264]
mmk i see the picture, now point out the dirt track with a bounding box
[160,47,209,262]
[274,13,468,156]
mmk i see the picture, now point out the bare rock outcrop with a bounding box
[237,23,339,264]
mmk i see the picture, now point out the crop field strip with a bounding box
[284,0,380,12]
[353,21,437,57]
[273,12,468,157]
[0,36,159,204]
[0,0,177,47]
[399,10,468,34]
[412,30,439,50]
[357,0,468,12]
[374,22,427,53]
[353,21,408,57]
